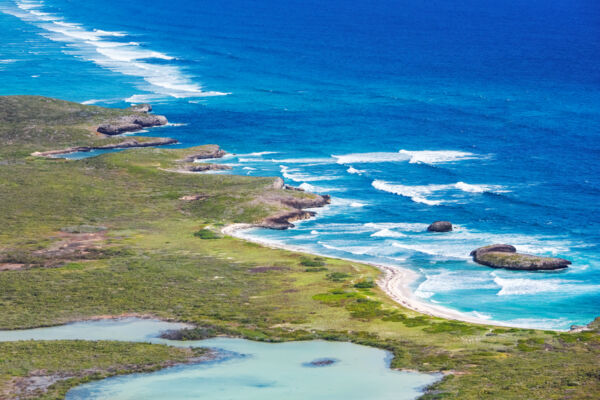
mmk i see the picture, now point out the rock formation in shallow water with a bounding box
[427,221,453,232]
[470,244,570,270]
[97,114,168,135]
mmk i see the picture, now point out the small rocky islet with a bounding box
[425,221,571,271]
[470,244,571,271]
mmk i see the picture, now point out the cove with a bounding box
[0,318,440,400]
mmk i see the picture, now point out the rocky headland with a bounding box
[470,244,571,271]
[96,105,168,135]
[31,137,178,158]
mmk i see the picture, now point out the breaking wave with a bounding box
[2,0,228,100]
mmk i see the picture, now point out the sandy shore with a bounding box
[221,223,513,328]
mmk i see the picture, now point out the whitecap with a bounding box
[279,165,339,182]
[371,180,505,205]
[333,152,410,164]
[370,229,406,238]
[347,166,365,175]
[3,0,228,100]
[364,222,429,232]
[391,243,472,259]
[398,149,480,164]
[371,180,445,205]
[492,275,599,296]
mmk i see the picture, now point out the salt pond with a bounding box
[0,318,440,400]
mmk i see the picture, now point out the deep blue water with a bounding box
[1,0,599,329]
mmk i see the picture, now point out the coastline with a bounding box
[221,223,520,329]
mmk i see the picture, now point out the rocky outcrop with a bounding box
[128,104,152,113]
[181,164,232,172]
[470,244,517,258]
[272,177,285,189]
[31,138,177,157]
[182,146,227,162]
[470,244,571,271]
[261,210,317,230]
[427,221,452,232]
[97,114,168,135]
[258,194,331,230]
[179,194,208,202]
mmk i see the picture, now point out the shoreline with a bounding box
[222,223,558,330]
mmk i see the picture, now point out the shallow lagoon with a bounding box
[0,318,440,400]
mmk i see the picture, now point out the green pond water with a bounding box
[0,318,440,399]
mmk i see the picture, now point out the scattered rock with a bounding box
[181,163,232,172]
[570,324,588,333]
[272,177,284,189]
[179,194,208,202]
[284,184,304,191]
[0,263,25,271]
[97,114,168,135]
[427,221,453,232]
[470,244,571,271]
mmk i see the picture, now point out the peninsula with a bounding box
[0,96,598,399]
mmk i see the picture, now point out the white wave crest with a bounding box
[391,243,471,259]
[347,166,366,175]
[398,149,479,164]
[372,180,444,205]
[370,229,406,238]
[415,270,497,298]
[364,222,429,232]
[493,275,599,296]
[279,165,339,182]
[333,149,482,165]
[371,180,505,205]
[333,152,410,164]
[3,0,228,100]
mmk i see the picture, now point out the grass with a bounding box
[0,341,203,400]
[0,96,598,399]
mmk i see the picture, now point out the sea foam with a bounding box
[3,0,228,100]
[371,180,505,205]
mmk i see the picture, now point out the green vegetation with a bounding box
[0,96,598,399]
[0,341,203,400]
[193,228,221,240]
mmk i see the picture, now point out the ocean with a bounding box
[1,0,599,330]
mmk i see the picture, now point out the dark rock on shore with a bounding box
[97,114,168,135]
[182,163,232,172]
[261,210,317,230]
[277,194,331,210]
[182,146,227,162]
[258,193,331,230]
[427,221,453,232]
[470,244,571,271]
[32,138,177,157]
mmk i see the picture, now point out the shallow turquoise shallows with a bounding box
[0,318,440,400]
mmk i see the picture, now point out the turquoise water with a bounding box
[0,318,440,399]
[1,0,599,329]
